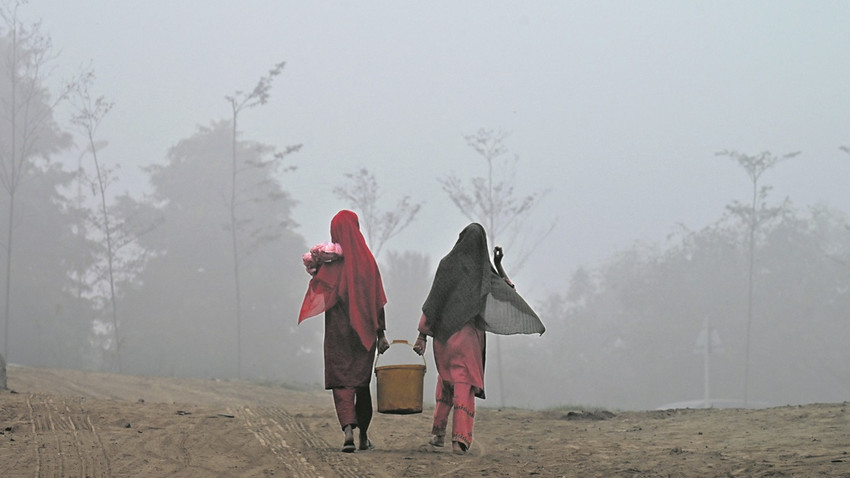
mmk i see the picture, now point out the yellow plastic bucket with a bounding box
[375,340,426,414]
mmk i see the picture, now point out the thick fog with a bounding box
[2,1,847,410]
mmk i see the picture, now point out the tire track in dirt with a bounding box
[25,394,57,477]
[25,394,112,478]
[60,397,113,477]
[235,405,370,478]
[236,406,320,477]
[258,406,370,478]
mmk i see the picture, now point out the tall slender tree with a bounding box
[716,149,798,405]
[0,1,73,359]
[224,61,298,378]
[69,73,130,372]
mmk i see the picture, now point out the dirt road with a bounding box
[1,365,848,477]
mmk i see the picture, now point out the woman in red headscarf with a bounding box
[413,223,544,455]
[299,210,390,453]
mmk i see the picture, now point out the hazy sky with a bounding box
[27,1,850,300]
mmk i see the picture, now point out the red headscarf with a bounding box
[298,210,387,350]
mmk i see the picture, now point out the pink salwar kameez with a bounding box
[415,223,544,454]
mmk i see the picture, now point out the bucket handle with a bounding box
[374,339,427,371]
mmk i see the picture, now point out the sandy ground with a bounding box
[1,365,848,477]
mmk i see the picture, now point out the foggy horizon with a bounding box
[27,1,848,291]
[3,1,848,410]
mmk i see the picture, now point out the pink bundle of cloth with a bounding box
[302,242,343,275]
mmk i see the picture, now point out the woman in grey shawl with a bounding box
[413,223,544,455]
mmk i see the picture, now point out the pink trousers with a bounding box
[431,378,475,448]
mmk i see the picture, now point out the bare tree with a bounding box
[0,1,74,358]
[716,149,799,406]
[333,167,422,258]
[69,73,131,372]
[225,62,300,378]
[439,129,554,272]
[439,128,555,407]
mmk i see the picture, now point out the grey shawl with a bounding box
[421,223,545,343]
